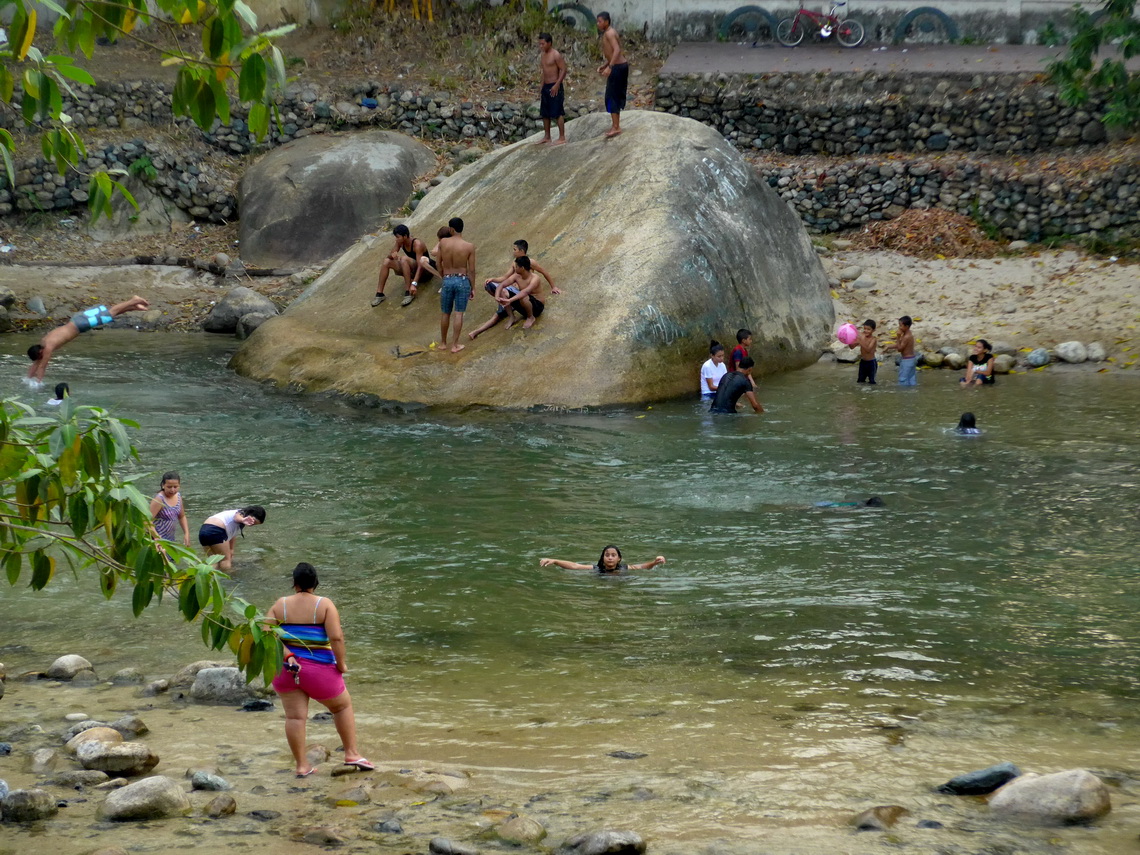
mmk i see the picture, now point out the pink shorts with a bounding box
[271,660,346,701]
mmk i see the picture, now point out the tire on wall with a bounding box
[550,3,595,30]
[894,7,960,44]
[719,5,780,42]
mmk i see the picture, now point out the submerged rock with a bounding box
[76,740,159,776]
[190,771,231,791]
[66,727,124,755]
[496,813,547,845]
[989,769,1111,825]
[204,792,237,817]
[1,787,58,822]
[852,805,909,830]
[98,776,191,821]
[557,829,647,855]
[936,761,1021,795]
[429,839,479,855]
[233,112,833,408]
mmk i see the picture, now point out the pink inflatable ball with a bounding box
[837,323,858,346]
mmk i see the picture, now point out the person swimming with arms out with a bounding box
[540,545,666,575]
[813,497,886,508]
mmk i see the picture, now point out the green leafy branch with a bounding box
[1047,0,1140,128]
[0,398,282,683]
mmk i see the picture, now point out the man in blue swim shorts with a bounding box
[435,217,477,353]
[536,33,567,146]
[25,295,149,387]
[596,12,628,139]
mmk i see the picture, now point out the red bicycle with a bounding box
[776,1,866,47]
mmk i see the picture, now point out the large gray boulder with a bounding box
[232,112,834,408]
[202,287,278,334]
[98,776,191,821]
[989,769,1111,824]
[46,654,93,680]
[238,129,436,267]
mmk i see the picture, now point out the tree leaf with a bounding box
[4,551,20,586]
[238,52,265,102]
[30,551,56,590]
[132,579,154,616]
[52,64,96,87]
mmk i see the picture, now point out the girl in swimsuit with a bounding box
[540,545,666,575]
[150,471,190,546]
[265,562,373,778]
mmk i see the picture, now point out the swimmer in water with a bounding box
[540,545,666,575]
[813,497,885,508]
[955,412,981,434]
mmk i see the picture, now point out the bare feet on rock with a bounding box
[450,344,466,353]
[552,138,567,146]
[535,138,550,146]
[523,317,537,329]
[604,129,622,138]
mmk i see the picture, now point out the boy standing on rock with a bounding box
[536,33,568,146]
[437,217,476,353]
[596,12,628,139]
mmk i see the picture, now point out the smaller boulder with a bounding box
[496,813,547,845]
[201,288,277,335]
[430,839,479,855]
[0,287,15,309]
[1085,342,1107,362]
[98,776,191,821]
[191,771,231,791]
[302,827,347,846]
[1,787,59,822]
[936,761,1021,795]
[63,719,108,741]
[189,667,256,704]
[920,351,943,368]
[47,770,110,788]
[110,668,145,685]
[1054,341,1088,364]
[1007,240,1030,251]
[837,265,863,281]
[29,748,60,774]
[237,312,274,340]
[46,654,93,680]
[989,769,1110,825]
[110,715,149,739]
[1025,347,1051,367]
[944,352,966,370]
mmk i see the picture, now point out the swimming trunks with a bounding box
[153,492,183,542]
[540,82,565,118]
[71,305,113,334]
[605,63,629,114]
[897,355,918,386]
[440,275,471,314]
[857,358,878,384]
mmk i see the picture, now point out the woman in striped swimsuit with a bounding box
[266,562,374,777]
[149,471,190,546]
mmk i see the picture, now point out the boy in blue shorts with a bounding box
[25,295,149,387]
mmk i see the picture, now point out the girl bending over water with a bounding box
[540,545,666,575]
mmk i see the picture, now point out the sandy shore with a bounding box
[826,249,1140,364]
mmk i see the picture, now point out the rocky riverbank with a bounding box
[1,652,1135,855]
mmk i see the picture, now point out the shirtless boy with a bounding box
[596,12,628,139]
[436,217,477,353]
[850,319,879,384]
[536,33,568,146]
[373,224,434,307]
[884,315,917,386]
[26,295,150,386]
[469,255,546,339]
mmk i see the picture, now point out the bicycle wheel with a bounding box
[776,17,804,46]
[835,18,865,47]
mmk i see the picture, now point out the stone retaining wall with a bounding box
[654,71,1114,155]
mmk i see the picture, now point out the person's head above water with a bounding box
[957,412,977,430]
[293,562,318,592]
[865,496,885,507]
[53,382,69,400]
[597,545,623,571]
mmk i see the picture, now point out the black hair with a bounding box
[513,239,528,253]
[240,505,266,524]
[538,32,552,43]
[293,562,318,591]
[736,328,752,343]
[393,224,410,237]
[597,10,611,23]
[54,382,70,399]
[738,356,755,370]
[515,255,532,271]
[976,339,991,352]
[865,496,885,507]
[160,471,180,486]
[863,319,877,330]
[27,344,44,362]
[957,412,977,430]
[597,544,622,567]
[899,316,912,327]
[709,340,724,356]
[448,217,464,233]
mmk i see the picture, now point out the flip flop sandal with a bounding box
[343,758,375,771]
[296,766,318,778]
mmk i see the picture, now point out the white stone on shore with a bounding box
[838,264,863,281]
[1054,341,1088,363]
[993,354,1016,374]
[66,727,124,755]
[188,667,257,704]
[944,353,966,369]
[64,712,89,722]
[1085,342,1107,362]
[76,740,159,776]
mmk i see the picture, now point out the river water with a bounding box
[1,332,1138,853]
